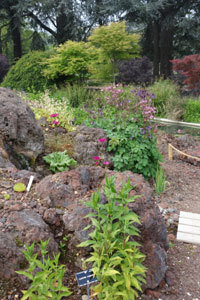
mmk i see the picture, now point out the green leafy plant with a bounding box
[79,176,146,300]
[43,150,77,173]
[153,164,167,194]
[16,240,71,300]
[84,86,162,178]
[3,193,10,200]
[184,99,200,123]
[13,182,26,192]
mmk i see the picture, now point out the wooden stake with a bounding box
[168,143,173,160]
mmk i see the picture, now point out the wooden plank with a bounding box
[180,211,200,221]
[178,224,200,235]
[179,217,200,227]
[177,211,200,244]
[177,231,200,245]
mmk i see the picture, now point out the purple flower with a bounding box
[98,138,107,143]
[50,113,59,118]
[103,161,110,165]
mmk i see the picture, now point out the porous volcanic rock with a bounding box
[0,88,44,169]
[35,166,106,208]
[68,125,112,165]
[5,209,58,254]
[0,209,59,296]
[36,166,169,290]
[0,232,25,280]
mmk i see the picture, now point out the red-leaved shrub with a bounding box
[171,54,200,93]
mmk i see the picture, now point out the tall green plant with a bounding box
[88,22,140,82]
[16,240,71,300]
[79,176,146,300]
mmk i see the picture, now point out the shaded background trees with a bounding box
[0,0,200,79]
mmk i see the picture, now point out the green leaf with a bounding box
[103,269,120,276]
[13,182,26,192]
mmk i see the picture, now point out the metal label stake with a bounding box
[76,268,98,300]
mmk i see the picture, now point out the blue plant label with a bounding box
[76,269,98,287]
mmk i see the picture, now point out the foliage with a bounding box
[184,99,200,123]
[153,165,167,195]
[21,90,75,131]
[43,150,77,173]
[79,176,146,300]
[84,85,162,178]
[148,79,182,118]
[0,54,9,83]
[88,22,140,82]
[43,41,93,84]
[31,31,46,51]
[13,182,26,192]
[54,84,95,108]
[16,240,71,300]
[1,50,51,92]
[171,54,200,94]
[116,56,153,86]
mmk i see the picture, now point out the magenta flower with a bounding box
[50,113,59,118]
[103,161,110,165]
[52,120,60,125]
[95,161,99,165]
[93,156,101,161]
[98,138,107,143]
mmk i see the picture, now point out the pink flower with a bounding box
[50,113,59,118]
[98,138,107,143]
[52,120,60,125]
[95,161,99,165]
[103,161,110,165]
[93,156,101,161]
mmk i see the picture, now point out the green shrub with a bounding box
[88,21,141,83]
[184,99,200,123]
[1,50,52,92]
[43,41,93,84]
[149,79,181,117]
[79,176,146,300]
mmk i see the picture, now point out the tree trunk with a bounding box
[160,26,173,78]
[152,21,160,79]
[0,28,2,54]
[56,1,75,44]
[9,8,22,60]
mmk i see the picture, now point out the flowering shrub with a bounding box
[84,85,162,178]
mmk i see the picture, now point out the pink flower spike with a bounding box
[98,138,107,143]
[93,156,101,161]
[103,161,110,165]
[50,113,59,118]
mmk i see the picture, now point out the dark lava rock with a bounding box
[68,125,112,165]
[0,88,44,169]
[36,166,169,290]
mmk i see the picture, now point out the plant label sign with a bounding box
[76,269,98,287]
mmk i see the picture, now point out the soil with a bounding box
[1,128,200,300]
